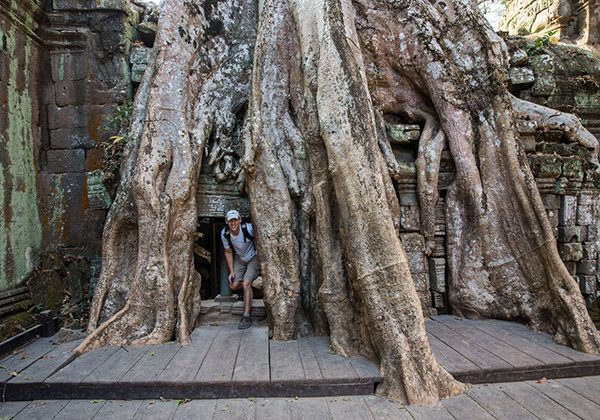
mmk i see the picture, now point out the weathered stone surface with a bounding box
[85,148,105,172]
[387,124,421,144]
[558,243,583,261]
[510,48,528,66]
[400,205,420,231]
[558,195,577,227]
[519,135,536,152]
[131,63,146,83]
[530,54,556,96]
[55,79,87,107]
[528,154,562,178]
[577,259,597,275]
[509,67,535,87]
[50,127,93,149]
[578,194,596,206]
[47,104,90,130]
[558,226,582,242]
[578,275,597,295]
[577,205,594,226]
[87,171,112,210]
[428,257,446,293]
[50,53,87,82]
[130,46,151,65]
[582,242,598,260]
[541,193,559,210]
[46,149,85,174]
[562,159,584,180]
[399,191,418,206]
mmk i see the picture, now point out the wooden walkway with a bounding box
[1,376,600,419]
[1,315,599,402]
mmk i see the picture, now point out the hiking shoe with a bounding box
[238,315,252,329]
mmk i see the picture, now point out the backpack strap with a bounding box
[241,223,254,244]
[224,227,234,251]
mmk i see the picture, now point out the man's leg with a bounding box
[242,279,253,316]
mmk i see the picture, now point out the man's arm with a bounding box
[224,248,235,283]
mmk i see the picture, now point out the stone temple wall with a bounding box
[0,0,46,292]
[390,39,600,315]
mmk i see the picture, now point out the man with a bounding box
[221,209,259,329]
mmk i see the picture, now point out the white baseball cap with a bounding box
[225,210,240,221]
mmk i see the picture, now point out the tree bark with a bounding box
[81,0,600,403]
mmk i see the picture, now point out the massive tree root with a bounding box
[80,0,600,403]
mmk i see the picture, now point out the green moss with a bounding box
[0,25,42,291]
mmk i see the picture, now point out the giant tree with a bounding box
[74,0,600,404]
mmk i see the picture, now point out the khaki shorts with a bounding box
[234,255,260,283]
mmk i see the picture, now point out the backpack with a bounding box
[224,223,255,253]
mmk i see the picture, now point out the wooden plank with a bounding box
[362,395,412,420]
[119,342,180,382]
[173,399,217,419]
[0,401,29,418]
[557,375,600,403]
[290,397,332,420]
[296,338,323,380]
[461,319,572,365]
[0,337,55,382]
[441,393,495,420]
[347,357,381,380]
[232,327,269,382]
[52,399,106,419]
[158,326,220,381]
[497,381,580,419]
[270,340,305,381]
[467,384,537,420]
[527,378,600,419]
[426,320,512,370]
[195,326,244,382]
[13,400,68,420]
[405,402,454,420]
[327,396,373,419]
[92,400,143,419]
[84,346,147,382]
[427,332,480,373]
[10,339,81,383]
[254,398,291,419]
[46,346,119,383]
[491,319,600,363]
[307,337,358,380]
[433,316,541,367]
[213,398,256,420]
[132,399,179,419]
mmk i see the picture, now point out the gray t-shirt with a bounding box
[221,223,256,262]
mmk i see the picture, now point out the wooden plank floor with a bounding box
[1,315,599,401]
[1,376,599,419]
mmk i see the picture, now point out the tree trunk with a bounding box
[79,0,600,404]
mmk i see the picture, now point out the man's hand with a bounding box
[228,273,235,284]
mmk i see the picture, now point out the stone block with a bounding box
[44,173,88,248]
[541,194,559,210]
[400,205,420,232]
[53,0,96,9]
[46,149,85,174]
[428,257,446,293]
[558,195,577,227]
[48,104,90,130]
[586,225,599,241]
[557,226,581,243]
[530,54,556,96]
[564,261,577,275]
[387,124,421,144]
[546,209,558,229]
[516,119,538,134]
[577,205,594,226]
[510,49,528,66]
[399,191,418,206]
[50,53,87,82]
[528,154,562,178]
[85,148,105,172]
[55,80,88,107]
[0,52,9,83]
[578,275,597,295]
[87,171,112,210]
[577,259,597,276]
[400,233,426,251]
[578,194,596,206]
[518,135,536,152]
[131,63,147,83]
[130,46,151,65]
[412,272,429,292]
[582,242,598,260]
[558,243,583,262]
[509,67,535,87]
[431,236,446,258]
[50,127,93,149]
[562,159,584,180]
